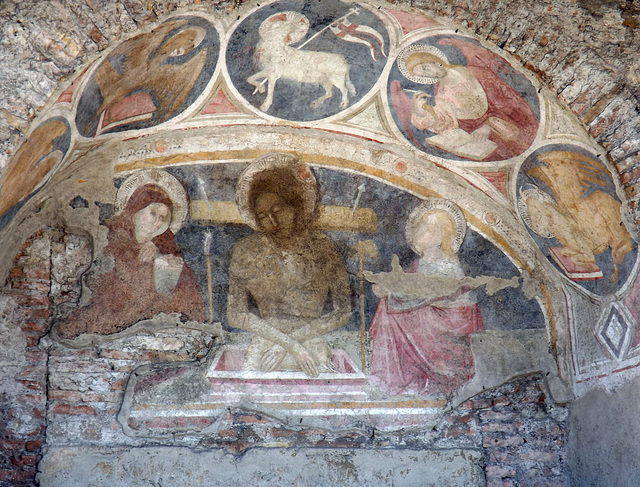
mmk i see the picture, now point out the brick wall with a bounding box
[0,231,51,487]
[0,229,569,486]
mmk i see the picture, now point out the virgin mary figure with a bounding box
[55,170,204,339]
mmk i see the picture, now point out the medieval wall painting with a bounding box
[227,0,389,120]
[45,153,554,433]
[516,144,640,389]
[3,0,640,435]
[52,170,206,342]
[516,144,637,297]
[76,16,220,137]
[388,35,540,163]
[0,117,71,231]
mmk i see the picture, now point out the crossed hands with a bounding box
[260,343,320,377]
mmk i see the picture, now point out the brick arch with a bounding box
[0,2,638,485]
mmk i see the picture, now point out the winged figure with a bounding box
[524,150,633,282]
[0,119,67,223]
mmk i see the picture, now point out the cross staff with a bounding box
[252,7,361,95]
[297,7,360,50]
[197,177,216,323]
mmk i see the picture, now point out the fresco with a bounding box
[388,35,540,162]
[0,117,71,231]
[76,16,220,137]
[366,199,519,396]
[53,170,205,340]
[227,0,389,120]
[516,144,637,296]
[227,153,352,376]
[4,0,637,431]
[50,154,547,405]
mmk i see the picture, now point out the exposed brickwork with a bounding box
[0,231,51,487]
[0,228,570,485]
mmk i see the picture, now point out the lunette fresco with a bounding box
[0,0,637,428]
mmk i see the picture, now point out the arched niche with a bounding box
[0,0,638,438]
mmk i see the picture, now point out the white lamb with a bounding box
[247,12,356,112]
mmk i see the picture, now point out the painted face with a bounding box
[254,192,296,237]
[134,202,171,243]
[411,213,445,257]
[412,62,446,79]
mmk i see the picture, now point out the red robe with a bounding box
[56,187,205,339]
[369,260,483,395]
[391,38,539,161]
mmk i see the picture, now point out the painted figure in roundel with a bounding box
[389,36,539,162]
[227,0,389,121]
[517,145,637,296]
[0,117,71,231]
[76,16,219,137]
[227,153,352,377]
[367,199,484,396]
[54,170,205,339]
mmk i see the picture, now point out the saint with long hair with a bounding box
[391,39,538,161]
[369,199,484,395]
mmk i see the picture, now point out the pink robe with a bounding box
[390,38,538,162]
[369,259,483,395]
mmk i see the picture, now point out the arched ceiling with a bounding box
[0,0,637,411]
[1,0,638,210]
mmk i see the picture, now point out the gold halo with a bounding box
[115,169,188,233]
[397,43,449,85]
[406,198,467,253]
[235,152,319,231]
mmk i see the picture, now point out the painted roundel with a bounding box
[76,16,220,137]
[516,144,638,296]
[387,35,540,163]
[0,117,71,231]
[226,0,390,121]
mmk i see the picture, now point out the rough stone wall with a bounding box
[0,1,639,486]
[0,0,638,218]
[42,373,569,487]
[409,0,640,220]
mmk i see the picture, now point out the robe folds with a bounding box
[369,258,484,395]
[56,185,204,339]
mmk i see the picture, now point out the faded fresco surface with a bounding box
[0,0,637,432]
[388,35,539,162]
[76,16,220,137]
[0,117,71,231]
[227,0,389,120]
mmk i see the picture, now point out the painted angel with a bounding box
[368,200,484,395]
[520,150,633,283]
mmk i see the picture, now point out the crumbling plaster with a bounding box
[0,1,639,486]
[1,0,638,211]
